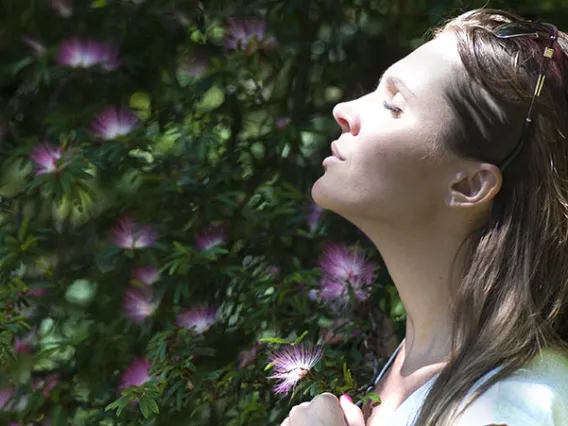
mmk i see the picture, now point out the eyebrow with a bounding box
[377,70,417,100]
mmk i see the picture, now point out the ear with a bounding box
[447,163,502,208]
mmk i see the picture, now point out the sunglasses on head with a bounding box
[491,21,558,172]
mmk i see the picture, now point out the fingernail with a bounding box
[342,393,353,403]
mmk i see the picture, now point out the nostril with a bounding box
[336,117,350,133]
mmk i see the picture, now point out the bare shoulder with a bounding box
[457,349,568,426]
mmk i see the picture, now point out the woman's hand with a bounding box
[281,393,365,426]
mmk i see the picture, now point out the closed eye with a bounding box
[383,100,403,116]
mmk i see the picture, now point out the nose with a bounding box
[333,102,360,136]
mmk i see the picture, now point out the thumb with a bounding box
[339,394,365,426]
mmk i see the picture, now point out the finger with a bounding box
[339,394,366,426]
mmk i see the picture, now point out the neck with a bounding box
[358,217,469,373]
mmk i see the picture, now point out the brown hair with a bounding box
[412,8,568,426]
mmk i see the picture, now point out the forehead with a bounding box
[386,34,463,102]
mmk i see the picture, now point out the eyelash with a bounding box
[383,100,403,116]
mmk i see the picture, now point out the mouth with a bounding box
[331,142,345,161]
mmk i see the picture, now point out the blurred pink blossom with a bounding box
[132,265,160,286]
[91,106,138,140]
[57,37,119,70]
[307,202,324,232]
[15,332,36,354]
[195,227,225,250]
[239,344,261,369]
[111,217,157,249]
[225,18,276,54]
[275,117,290,129]
[33,374,58,398]
[119,358,151,392]
[177,305,217,334]
[30,143,72,175]
[316,243,375,309]
[123,286,160,322]
[177,54,208,79]
[0,388,13,410]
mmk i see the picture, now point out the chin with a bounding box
[311,175,351,215]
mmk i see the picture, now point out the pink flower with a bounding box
[307,202,324,232]
[57,37,119,70]
[225,18,276,53]
[317,243,375,309]
[0,388,13,410]
[177,306,217,334]
[132,265,160,286]
[119,358,151,392]
[111,217,157,249]
[29,143,66,175]
[15,332,36,354]
[46,0,73,17]
[22,36,46,56]
[267,343,323,395]
[33,374,58,398]
[123,286,160,322]
[265,265,280,279]
[239,344,261,369]
[177,54,208,80]
[28,288,48,297]
[275,117,290,129]
[195,228,225,251]
[91,106,138,140]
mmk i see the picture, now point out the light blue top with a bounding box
[365,340,568,426]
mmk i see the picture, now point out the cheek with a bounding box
[349,140,444,210]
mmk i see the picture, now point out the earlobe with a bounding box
[447,165,502,208]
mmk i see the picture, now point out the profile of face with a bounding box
[312,34,497,228]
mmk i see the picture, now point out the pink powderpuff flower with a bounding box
[0,388,13,410]
[132,265,160,286]
[30,143,67,175]
[317,243,375,309]
[307,202,324,233]
[57,37,119,70]
[195,227,225,251]
[119,358,152,392]
[319,243,375,286]
[238,344,261,369]
[91,106,138,140]
[123,286,160,323]
[177,306,217,334]
[319,276,370,306]
[46,0,73,17]
[111,217,157,250]
[275,117,290,129]
[33,374,58,398]
[267,343,324,395]
[15,332,36,354]
[225,18,276,54]
[177,54,208,80]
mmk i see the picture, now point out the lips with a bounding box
[331,142,345,161]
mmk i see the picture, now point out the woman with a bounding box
[283,7,568,426]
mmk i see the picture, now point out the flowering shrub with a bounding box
[7,0,564,425]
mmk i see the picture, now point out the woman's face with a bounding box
[312,34,466,226]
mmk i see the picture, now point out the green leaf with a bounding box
[259,337,290,344]
[292,330,308,345]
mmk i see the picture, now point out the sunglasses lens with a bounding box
[494,22,552,38]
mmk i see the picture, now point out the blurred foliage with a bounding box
[0,0,567,425]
